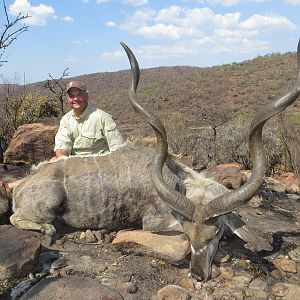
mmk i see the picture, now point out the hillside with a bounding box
[7,50,298,173]
[27,50,299,134]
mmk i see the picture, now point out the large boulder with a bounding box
[4,123,58,165]
[112,230,190,264]
[0,225,41,280]
[0,163,27,182]
[201,163,244,190]
[20,276,124,300]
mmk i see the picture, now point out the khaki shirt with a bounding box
[54,105,124,156]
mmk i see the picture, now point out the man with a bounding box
[51,80,124,161]
[1,80,124,197]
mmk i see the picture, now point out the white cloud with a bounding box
[137,43,198,58]
[284,0,300,4]
[101,43,197,60]
[109,5,296,60]
[198,0,240,6]
[82,0,90,3]
[102,50,124,60]
[62,16,74,22]
[198,0,271,6]
[118,6,296,41]
[96,0,110,3]
[9,0,55,26]
[241,14,296,31]
[106,21,117,27]
[123,0,148,6]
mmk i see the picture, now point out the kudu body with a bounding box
[9,40,300,281]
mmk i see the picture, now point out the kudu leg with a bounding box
[10,213,56,246]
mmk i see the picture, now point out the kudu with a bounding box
[120,39,300,280]
[9,40,299,282]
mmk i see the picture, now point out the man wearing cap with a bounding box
[0,80,124,198]
[52,80,124,161]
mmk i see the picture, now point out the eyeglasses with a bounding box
[67,92,85,99]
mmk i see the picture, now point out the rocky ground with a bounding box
[1,165,300,299]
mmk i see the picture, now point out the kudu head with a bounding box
[121,39,300,281]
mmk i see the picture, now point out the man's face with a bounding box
[67,87,88,115]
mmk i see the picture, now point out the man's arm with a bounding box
[53,117,73,157]
[103,116,124,151]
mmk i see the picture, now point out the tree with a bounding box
[43,68,70,115]
[0,0,30,67]
[0,77,59,162]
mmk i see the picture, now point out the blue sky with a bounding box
[1,0,300,83]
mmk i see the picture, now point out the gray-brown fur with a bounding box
[12,144,184,232]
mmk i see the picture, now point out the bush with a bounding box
[0,86,59,162]
[165,117,297,175]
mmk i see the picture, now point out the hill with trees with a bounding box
[2,50,300,173]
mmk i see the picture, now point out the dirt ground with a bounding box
[1,190,300,300]
[0,172,300,300]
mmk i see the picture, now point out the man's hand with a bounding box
[49,149,69,162]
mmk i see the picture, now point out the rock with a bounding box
[288,248,300,262]
[4,123,58,165]
[79,229,97,243]
[123,281,138,294]
[241,170,251,182]
[248,277,267,290]
[273,256,297,273]
[0,196,9,218]
[265,177,287,192]
[247,196,263,208]
[219,289,245,300]
[220,266,235,279]
[275,172,300,194]
[0,225,41,280]
[271,268,283,279]
[220,254,231,263]
[104,233,114,243]
[227,275,252,288]
[201,163,244,190]
[271,283,300,299]
[85,229,97,242]
[112,230,190,264]
[156,285,191,300]
[92,230,104,241]
[63,254,107,274]
[0,163,26,184]
[19,275,124,300]
[211,265,220,279]
[177,277,195,290]
[245,288,267,298]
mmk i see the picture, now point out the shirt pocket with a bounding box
[75,131,103,149]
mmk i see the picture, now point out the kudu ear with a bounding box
[225,213,272,251]
[181,221,197,244]
[165,157,190,180]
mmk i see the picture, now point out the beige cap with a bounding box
[66,80,87,93]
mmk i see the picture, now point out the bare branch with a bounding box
[43,68,70,114]
[0,0,30,66]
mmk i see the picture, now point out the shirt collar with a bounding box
[72,104,93,121]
